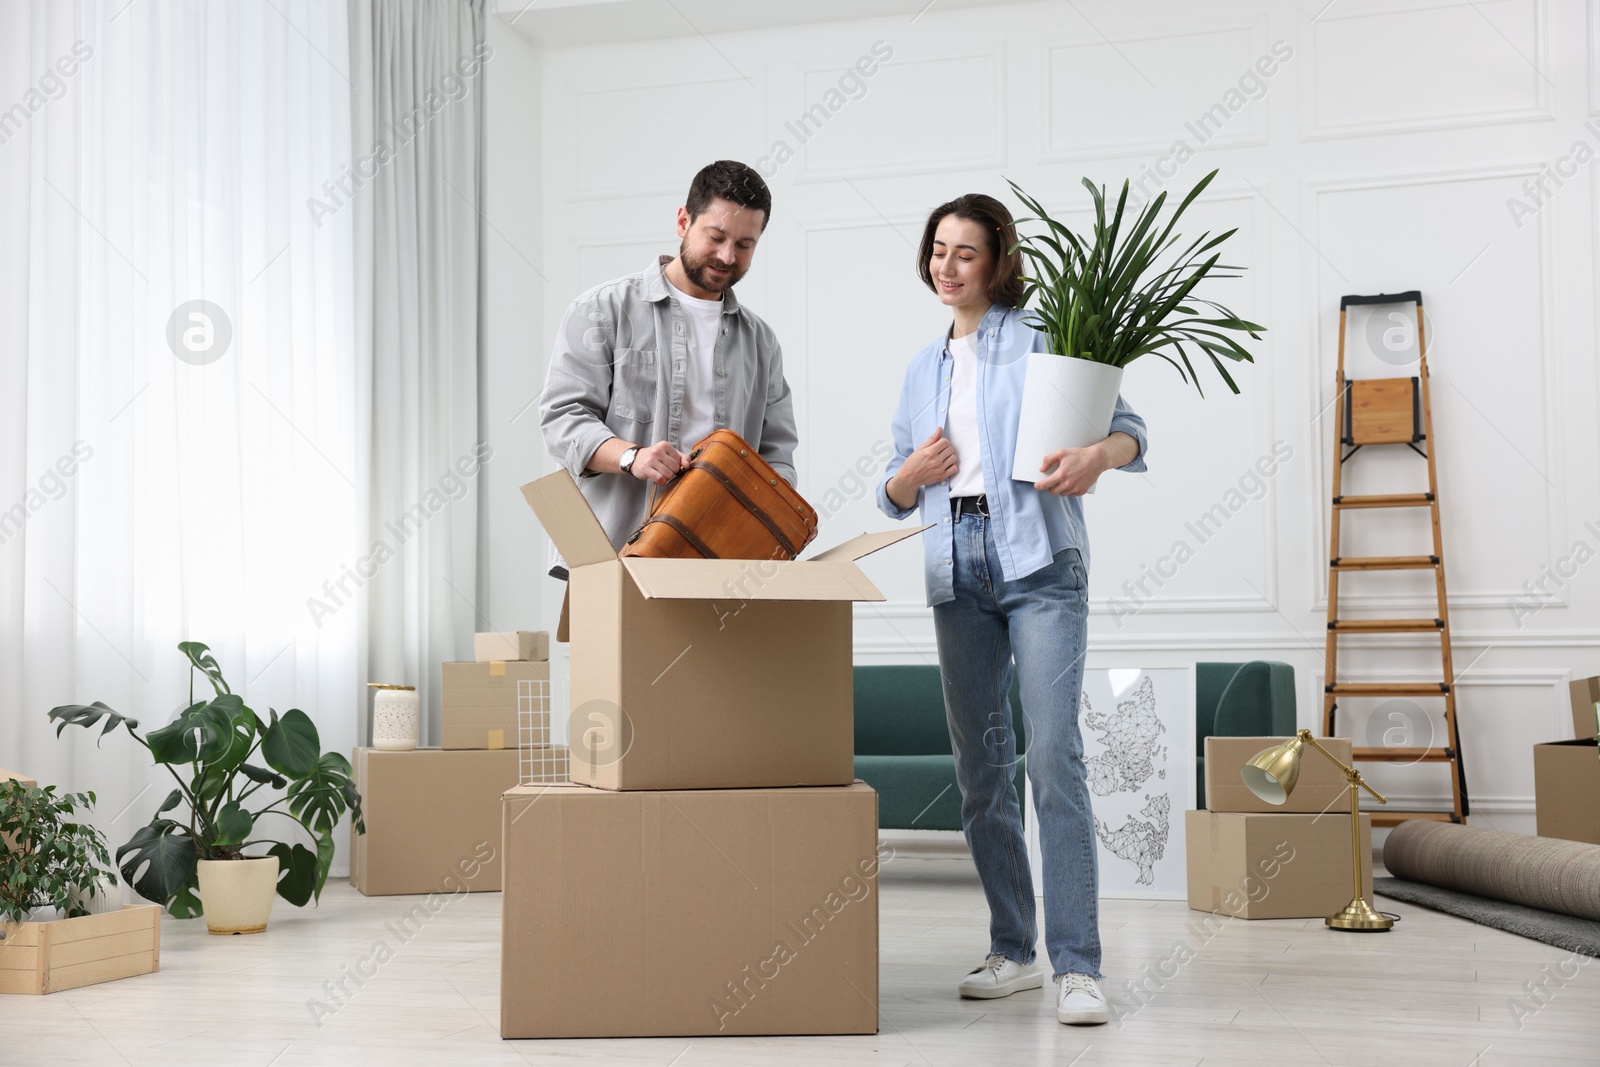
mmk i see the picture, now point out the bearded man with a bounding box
[537,160,798,570]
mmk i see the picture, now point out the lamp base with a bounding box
[1326,896,1394,931]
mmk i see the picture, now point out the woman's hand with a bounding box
[1034,447,1105,496]
[1034,432,1138,496]
[886,428,957,510]
[899,427,958,488]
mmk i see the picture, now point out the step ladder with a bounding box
[1323,290,1467,826]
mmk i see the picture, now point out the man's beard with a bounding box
[679,238,746,292]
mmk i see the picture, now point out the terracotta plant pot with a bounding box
[196,857,279,935]
[1011,353,1124,488]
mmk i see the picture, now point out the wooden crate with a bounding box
[0,904,160,994]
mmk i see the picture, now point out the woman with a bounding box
[876,194,1147,1027]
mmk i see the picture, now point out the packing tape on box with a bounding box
[490,661,505,677]
[488,729,505,750]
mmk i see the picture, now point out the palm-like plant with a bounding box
[48,642,364,919]
[1006,169,1264,396]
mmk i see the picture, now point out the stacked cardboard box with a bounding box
[503,471,916,1039]
[441,631,552,751]
[351,632,566,898]
[1187,736,1373,919]
[1533,677,1600,844]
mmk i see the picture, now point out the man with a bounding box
[539,160,798,572]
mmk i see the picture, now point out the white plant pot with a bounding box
[1011,353,1125,486]
[196,856,279,935]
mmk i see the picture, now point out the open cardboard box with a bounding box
[522,470,925,790]
[1533,676,1600,844]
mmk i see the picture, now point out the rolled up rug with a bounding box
[1383,819,1600,921]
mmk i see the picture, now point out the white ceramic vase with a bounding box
[1010,353,1125,486]
[196,856,279,935]
[369,683,420,751]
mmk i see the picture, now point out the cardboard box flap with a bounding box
[1569,676,1600,739]
[621,557,884,602]
[808,525,929,563]
[521,472,616,568]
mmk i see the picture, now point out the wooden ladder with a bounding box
[1324,290,1467,826]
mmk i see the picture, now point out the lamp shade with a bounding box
[1241,736,1304,805]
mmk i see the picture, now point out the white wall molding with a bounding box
[1298,0,1553,141]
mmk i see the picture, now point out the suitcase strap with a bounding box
[681,457,799,558]
[632,513,719,559]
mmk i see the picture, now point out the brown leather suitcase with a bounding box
[620,429,818,560]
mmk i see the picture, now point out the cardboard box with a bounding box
[1568,676,1600,740]
[1186,809,1373,919]
[0,905,160,995]
[474,631,549,663]
[521,470,922,790]
[1534,740,1600,844]
[519,743,569,785]
[1204,736,1354,814]
[440,660,549,751]
[349,747,523,895]
[501,781,880,1039]
[1532,679,1600,844]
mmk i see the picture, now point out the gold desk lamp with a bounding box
[1241,729,1393,931]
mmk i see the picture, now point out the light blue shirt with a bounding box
[876,304,1149,607]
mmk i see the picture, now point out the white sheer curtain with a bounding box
[350,0,485,744]
[1,2,362,873]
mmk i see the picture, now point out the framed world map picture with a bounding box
[1025,665,1196,900]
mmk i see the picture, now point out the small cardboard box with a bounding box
[474,631,549,663]
[350,747,524,895]
[521,470,923,791]
[0,905,160,995]
[1204,737,1354,814]
[1534,682,1600,844]
[1185,809,1373,919]
[440,660,550,751]
[501,781,880,1039]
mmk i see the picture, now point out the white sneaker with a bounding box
[957,953,1043,999]
[1055,972,1109,1025]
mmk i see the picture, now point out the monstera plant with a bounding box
[49,642,364,920]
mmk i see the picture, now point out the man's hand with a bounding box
[629,441,691,486]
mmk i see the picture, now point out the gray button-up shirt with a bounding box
[539,255,799,552]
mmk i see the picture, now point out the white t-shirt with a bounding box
[945,330,985,497]
[665,278,723,449]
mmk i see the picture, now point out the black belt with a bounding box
[951,495,989,517]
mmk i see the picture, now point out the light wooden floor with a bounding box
[5,846,1596,1066]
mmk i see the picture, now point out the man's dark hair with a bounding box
[686,161,772,231]
[917,193,1026,309]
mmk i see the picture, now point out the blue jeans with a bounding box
[932,511,1102,980]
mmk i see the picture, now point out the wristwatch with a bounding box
[618,446,639,476]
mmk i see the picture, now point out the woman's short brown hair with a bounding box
[916,193,1025,309]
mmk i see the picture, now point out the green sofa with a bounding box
[853,664,1025,831]
[1195,661,1298,809]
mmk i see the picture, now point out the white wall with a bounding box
[487,0,1600,832]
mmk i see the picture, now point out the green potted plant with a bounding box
[49,642,365,935]
[0,780,117,924]
[0,779,161,994]
[1005,169,1264,482]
